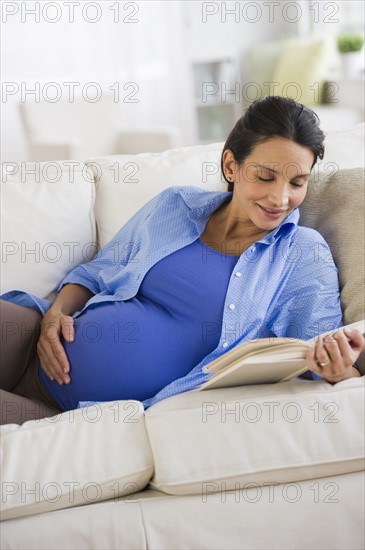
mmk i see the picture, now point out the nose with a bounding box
[268,182,290,208]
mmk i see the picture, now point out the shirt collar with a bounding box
[180,188,232,233]
[256,207,299,245]
[178,187,299,241]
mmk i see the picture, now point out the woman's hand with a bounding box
[306,328,365,383]
[36,283,93,384]
[37,308,75,385]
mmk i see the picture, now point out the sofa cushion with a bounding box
[0,160,96,299]
[86,142,226,247]
[2,476,364,550]
[0,401,154,520]
[145,378,365,495]
[321,123,365,170]
[0,495,148,550]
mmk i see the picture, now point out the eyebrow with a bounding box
[256,163,311,178]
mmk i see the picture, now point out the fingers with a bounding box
[306,346,321,375]
[37,338,71,385]
[37,343,63,384]
[61,316,75,343]
[306,340,331,377]
[315,335,331,366]
[37,315,74,385]
[327,331,356,369]
[344,327,365,353]
[307,329,363,383]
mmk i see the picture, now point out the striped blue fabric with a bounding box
[1,186,343,408]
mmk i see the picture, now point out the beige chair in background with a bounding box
[18,94,179,161]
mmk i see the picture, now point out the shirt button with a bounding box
[235,271,242,277]
[229,303,235,311]
[222,342,229,348]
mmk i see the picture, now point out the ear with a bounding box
[222,150,237,182]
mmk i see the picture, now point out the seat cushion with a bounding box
[0,401,154,520]
[145,378,365,495]
[2,474,364,550]
[0,494,147,550]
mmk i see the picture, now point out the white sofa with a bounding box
[1,124,364,550]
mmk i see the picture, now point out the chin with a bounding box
[254,217,285,231]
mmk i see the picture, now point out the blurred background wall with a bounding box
[1,0,364,162]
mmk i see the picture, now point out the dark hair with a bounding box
[221,96,325,192]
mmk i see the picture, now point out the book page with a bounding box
[200,358,308,390]
[203,338,304,374]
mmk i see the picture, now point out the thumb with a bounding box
[344,328,365,352]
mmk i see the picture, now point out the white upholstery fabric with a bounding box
[0,161,96,298]
[0,497,147,550]
[2,473,364,550]
[132,474,365,550]
[145,378,365,495]
[321,123,365,170]
[0,401,154,520]
[86,143,225,247]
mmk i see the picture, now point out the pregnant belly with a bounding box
[39,297,212,411]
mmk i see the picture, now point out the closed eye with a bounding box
[290,181,306,188]
[258,177,274,182]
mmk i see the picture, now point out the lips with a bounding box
[257,204,288,219]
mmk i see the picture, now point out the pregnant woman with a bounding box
[1,96,364,425]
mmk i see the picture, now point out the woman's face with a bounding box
[223,137,314,231]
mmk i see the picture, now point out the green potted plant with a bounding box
[337,33,364,77]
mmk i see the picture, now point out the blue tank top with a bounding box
[39,238,239,410]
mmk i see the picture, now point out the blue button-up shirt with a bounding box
[1,186,342,408]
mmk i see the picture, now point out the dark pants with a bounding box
[0,300,62,425]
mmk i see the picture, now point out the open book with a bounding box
[199,319,365,391]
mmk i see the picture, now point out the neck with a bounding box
[213,201,269,243]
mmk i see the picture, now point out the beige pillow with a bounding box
[272,35,332,106]
[300,168,365,372]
